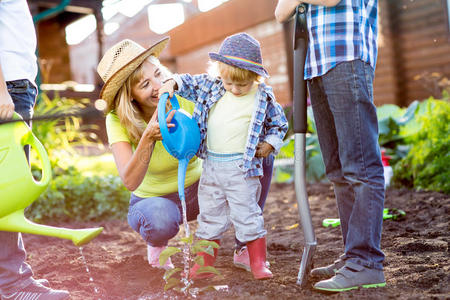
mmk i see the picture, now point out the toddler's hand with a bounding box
[255,142,274,158]
[158,79,176,98]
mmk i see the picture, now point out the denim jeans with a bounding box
[0,79,37,294]
[307,60,385,270]
[235,154,274,248]
[128,181,200,247]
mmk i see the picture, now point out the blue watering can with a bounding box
[0,112,103,246]
[157,94,200,211]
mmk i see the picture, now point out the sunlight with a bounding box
[65,14,96,45]
[147,3,185,34]
[104,22,119,35]
[198,0,229,12]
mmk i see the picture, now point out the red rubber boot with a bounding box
[189,240,220,279]
[247,237,273,280]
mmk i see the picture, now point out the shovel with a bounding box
[292,4,317,287]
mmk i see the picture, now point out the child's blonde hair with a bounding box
[209,61,264,83]
[108,55,171,145]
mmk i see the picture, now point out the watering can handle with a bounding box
[157,93,180,140]
[13,112,52,187]
[27,133,52,187]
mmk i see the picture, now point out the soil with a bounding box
[23,183,449,299]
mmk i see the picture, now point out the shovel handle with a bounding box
[293,4,308,134]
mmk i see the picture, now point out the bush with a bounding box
[26,167,130,222]
[392,98,450,194]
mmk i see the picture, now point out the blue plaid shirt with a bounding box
[173,73,288,178]
[305,0,378,79]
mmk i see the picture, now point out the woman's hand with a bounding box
[255,142,274,158]
[142,109,176,142]
[158,79,177,98]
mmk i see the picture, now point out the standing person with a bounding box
[275,0,386,292]
[97,37,276,272]
[0,0,70,299]
[159,32,288,280]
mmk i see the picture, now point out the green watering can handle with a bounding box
[14,112,52,187]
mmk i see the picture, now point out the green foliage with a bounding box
[274,106,326,183]
[160,236,221,294]
[392,99,450,193]
[26,167,130,222]
[32,93,103,158]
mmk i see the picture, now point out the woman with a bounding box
[96,37,274,270]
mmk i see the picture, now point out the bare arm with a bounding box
[275,0,341,23]
[111,109,175,191]
[0,62,15,119]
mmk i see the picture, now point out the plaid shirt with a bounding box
[173,73,288,178]
[305,0,378,79]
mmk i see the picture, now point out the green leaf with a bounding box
[180,234,194,245]
[193,255,205,266]
[164,278,181,291]
[159,247,181,266]
[163,267,182,281]
[195,266,221,276]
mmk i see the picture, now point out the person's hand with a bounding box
[158,79,176,98]
[142,109,176,142]
[0,93,15,120]
[255,142,274,158]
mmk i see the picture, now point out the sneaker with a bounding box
[147,245,174,270]
[36,279,50,287]
[1,280,69,300]
[310,258,345,278]
[233,246,270,272]
[233,246,251,271]
[313,262,386,292]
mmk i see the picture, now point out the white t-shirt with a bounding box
[207,86,258,153]
[0,0,37,84]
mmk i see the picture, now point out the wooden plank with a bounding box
[168,0,277,55]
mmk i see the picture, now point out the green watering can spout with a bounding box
[0,113,103,246]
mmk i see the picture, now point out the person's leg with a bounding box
[312,60,385,291]
[1,80,69,298]
[0,80,35,293]
[234,154,273,250]
[127,195,182,247]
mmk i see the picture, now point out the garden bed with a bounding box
[23,183,449,299]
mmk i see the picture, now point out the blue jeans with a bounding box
[0,80,37,294]
[235,154,274,249]
[128,181,200,247]
[307,60,385,270]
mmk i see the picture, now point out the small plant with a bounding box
[159,235,221,294]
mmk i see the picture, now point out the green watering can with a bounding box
[0,113,103,246]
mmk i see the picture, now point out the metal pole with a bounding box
[292,4,317,287]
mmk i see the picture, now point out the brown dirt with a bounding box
[23,183,449,299]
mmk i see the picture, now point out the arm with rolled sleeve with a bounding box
[172,73,213,103]
[263,99,289,155]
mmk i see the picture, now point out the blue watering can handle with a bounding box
[157,93,180,143]
[13,112,52,187]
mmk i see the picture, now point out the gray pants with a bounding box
[196,156,266,243]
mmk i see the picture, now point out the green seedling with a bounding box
[159,235,222,294]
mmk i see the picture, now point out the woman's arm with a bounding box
[275,0,341,22]
[111,110,174,191]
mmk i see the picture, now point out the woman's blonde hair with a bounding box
[108,55,171,145]
[208,61,264,83]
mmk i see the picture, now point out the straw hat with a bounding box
[97,37,169,104]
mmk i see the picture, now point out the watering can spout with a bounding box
[0,210,103,246]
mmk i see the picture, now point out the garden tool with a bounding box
[322,208,406,228]
[0,113,103,246]
[157,93,201,235]
[292,4,317,287]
